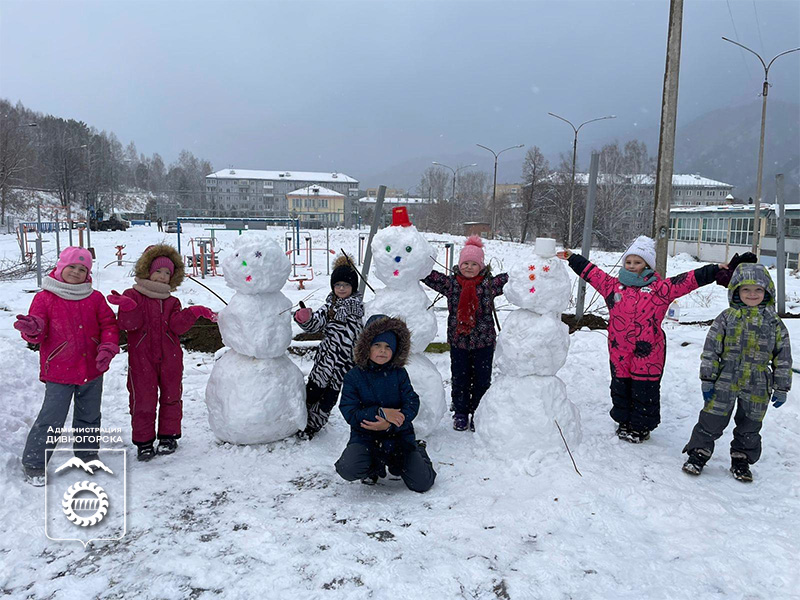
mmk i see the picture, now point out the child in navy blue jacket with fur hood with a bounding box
[335,315,436,492]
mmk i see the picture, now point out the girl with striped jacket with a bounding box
[294,255,364,438]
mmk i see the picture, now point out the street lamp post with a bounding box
[65,144,88,247]
[432,161,477,226]
[475,144,524,239]
[721,37,799,253]
[547,113,616,248]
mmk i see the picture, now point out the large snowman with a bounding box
[364,207,447,436]
[205,235,306,444]
[475,237,581,467]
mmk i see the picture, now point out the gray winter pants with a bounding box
[335,442,436,493]
[684,397,765,464]
[22,376,103,470]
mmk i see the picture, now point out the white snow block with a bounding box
[365,286,437,352]
[205,351,306,444]
[218,292,293,358]
[475,375,581,459]
[404,352,446,438]
[495,311,569,377]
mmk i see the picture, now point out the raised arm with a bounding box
[562,252,618,299]
[421,269,452,295]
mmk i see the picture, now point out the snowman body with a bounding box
[475,238,581,464]
[364,221,446,436]
[205,237,306,444]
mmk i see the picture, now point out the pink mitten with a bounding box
[294,307,312,324]
[14,314,43,337]
[95,343,120,372]
[106,290,137,312]
[188,305,217,322]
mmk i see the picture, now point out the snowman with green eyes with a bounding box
[205,236,307,444]
[364,207,446,436]
[474,237,581,470]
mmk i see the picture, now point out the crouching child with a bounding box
[335,315,436,493]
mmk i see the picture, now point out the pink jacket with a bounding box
[117,289,196,364]
[22,287,119,385]
[568,255,718,380]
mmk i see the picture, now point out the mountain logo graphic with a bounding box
[54,457,114,475]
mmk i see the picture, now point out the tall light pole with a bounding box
[432,161,476,226]
[722,37,800,253]
[476,143,524,239]
[548,112,616,247]
[65,144,88,247]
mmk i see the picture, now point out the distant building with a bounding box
[286,185,346,228]
[205,169,359,223]
[357,195,433,228]
[572,172,734,208]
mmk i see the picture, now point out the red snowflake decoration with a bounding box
[543,265,551,272]
[528,265,535,271]
[529,274,536,281]
[529,285,536,293]
[245,275,252,282]
[393,270,399,276]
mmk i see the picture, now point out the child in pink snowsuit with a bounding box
[107,244,216,461]
[15,247,119,485]
[558,236,727,443]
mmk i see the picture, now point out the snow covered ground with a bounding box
[1,224,799,599]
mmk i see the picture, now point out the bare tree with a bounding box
[519,146,551,243]
[417,166,448,232]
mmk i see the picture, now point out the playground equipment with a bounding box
[284,229,335,289]
[115,245,126,266]
[187,236,220,279]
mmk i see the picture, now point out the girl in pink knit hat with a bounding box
[107,244,217,461]
[422,236,508,432]
[14,247,120,486]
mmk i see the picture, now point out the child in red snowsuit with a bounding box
[107,244,216,461]
[558,236,731,443]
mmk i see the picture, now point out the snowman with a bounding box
[364,207,447,436]
[205,236,306,444]
[475,237,581,467]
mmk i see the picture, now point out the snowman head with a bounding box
[371,207,436,288]
[504,242,570,314]
[222,236,290,294]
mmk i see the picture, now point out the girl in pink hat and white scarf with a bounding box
[14,247,119,486]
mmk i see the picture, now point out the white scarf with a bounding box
[41,276,94,300]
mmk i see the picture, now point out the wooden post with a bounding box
[359,185,386,296]
[776,173,786,314]
[652,0,684,276]
[576,152,599,320]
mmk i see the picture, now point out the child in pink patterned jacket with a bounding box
[558,236,732,443]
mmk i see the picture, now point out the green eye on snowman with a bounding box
[385,245,391,252]
[405,246,412,253]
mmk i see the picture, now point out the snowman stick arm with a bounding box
[186,276,229,306]
[340,249,375,293]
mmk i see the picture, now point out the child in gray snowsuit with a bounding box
[682,263,792,482]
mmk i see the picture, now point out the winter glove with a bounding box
[14,314,44,337]
[294,307,312,324]
[716,252,758,287]
[106,290,138,312]
[701,381,715,403]
[188,305,218,322]
[771,390,788,408]
[95,343,120,372]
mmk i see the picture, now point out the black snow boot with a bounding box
[157,439,178,455]
[137,442,156,462]
[682,448,711,476]
[23,465,45,487]
[616,422,631,441]
[624,428,650,444]
[730,454,753,482]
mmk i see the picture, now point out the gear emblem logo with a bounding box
[61,481,109,527]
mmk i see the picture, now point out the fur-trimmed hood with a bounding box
[134,244,185,291]
[353,315,411,369]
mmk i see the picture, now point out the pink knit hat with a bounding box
[459,236,485,269]
[53,247,93,282]
[149,255,175,275]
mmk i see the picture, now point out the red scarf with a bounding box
[455,274,481,335]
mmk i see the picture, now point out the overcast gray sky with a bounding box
[1,0,798,183]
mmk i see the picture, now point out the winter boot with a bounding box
[137,442,156,462]
[361,462,386,486]
[302,403,331,440]
[453,414,469,432]
[157,439,178,455]
[23,465,45,487]
[682,448,711,476]
[616,422,631,441]
[730,454,753,482]
[624,428,651,444]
